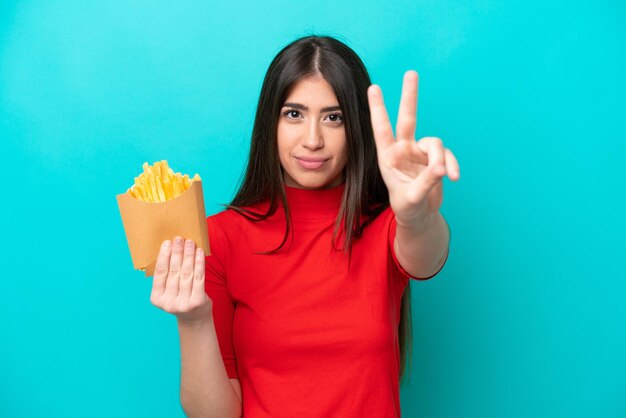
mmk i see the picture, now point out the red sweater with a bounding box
[204,183,445,417]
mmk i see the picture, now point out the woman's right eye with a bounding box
[283,109,301,119]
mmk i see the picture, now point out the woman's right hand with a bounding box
[149,236,213,325]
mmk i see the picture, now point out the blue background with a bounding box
[1,0,625,417]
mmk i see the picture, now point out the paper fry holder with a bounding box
[116,180,210,277]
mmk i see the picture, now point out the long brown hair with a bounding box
[226,34,414,384]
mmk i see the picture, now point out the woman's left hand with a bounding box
[367,70,461,229]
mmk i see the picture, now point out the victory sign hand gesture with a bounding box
[367,70,461,228]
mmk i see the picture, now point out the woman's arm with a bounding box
[367,73,458,280]
[394,211,450,279]
[178,318,242,418]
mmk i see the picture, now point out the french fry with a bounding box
[134,177,144,200]
[175,173,183,198]
[142,175,153,202]
[161,160,170,175]
[156,161,164,179]
[148,175,158,203]
[128,161,202,202]
[135,185,146,202]
[163,175,173,200]
[155,175,166,202]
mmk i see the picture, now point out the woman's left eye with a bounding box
[327,113,343,123]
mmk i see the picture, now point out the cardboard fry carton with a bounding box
[116,180,210,277]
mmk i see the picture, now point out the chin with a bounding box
[286,174,338,190]
[292,179,328,189]
[283,164,345,189]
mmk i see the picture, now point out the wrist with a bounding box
[395,211,440,234]
[177,315,214,330]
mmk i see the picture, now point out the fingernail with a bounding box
[163,240,171,248]
[174,237,183,246]
[185,239,193,248]
[196,248,203,256]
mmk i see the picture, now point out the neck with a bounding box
[284,182,345,220]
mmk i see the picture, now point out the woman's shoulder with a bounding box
[206,202,277,253]
[360,203,393,227]
[207,207,239,223]
[207,199,274,232]
[205,208,243,253]
[207,208,246,238]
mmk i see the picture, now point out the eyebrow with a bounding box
[283,102,342,112]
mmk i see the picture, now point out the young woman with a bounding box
[149,35,460,417]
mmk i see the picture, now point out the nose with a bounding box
[302,119,323,150]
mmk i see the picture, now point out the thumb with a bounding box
[408,163,444,202]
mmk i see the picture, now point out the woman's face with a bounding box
[277,76,348,189]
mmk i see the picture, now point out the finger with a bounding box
[406,138,446,200]
[151,240,172,297]
[403,139,429,166]
[407,161,445,203]
[177,239,196,301]
[387,141,428,181]
[190,247,206,301]
[395,70,419,141]
[165,236,184,296]
[417,137,446,176]
[367,84,395,152]
[445,148,461,180]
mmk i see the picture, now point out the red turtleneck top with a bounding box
[204,183,446,417]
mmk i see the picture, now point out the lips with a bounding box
[296,156,329,162]
[295,157,328,170]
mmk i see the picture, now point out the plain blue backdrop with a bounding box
[1,0,625,417]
